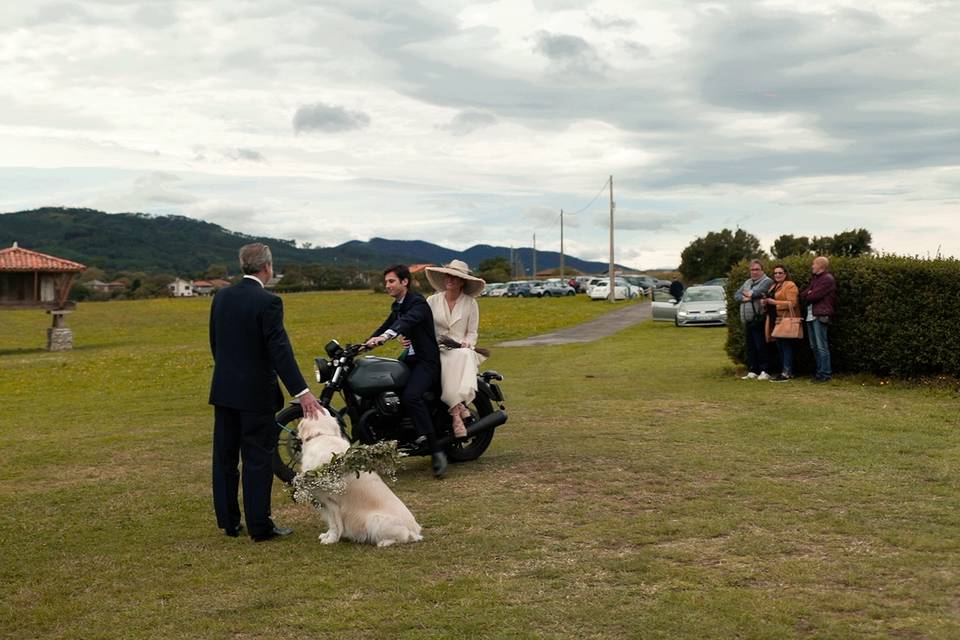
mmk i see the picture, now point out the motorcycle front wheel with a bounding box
[445,393,496,463]
[272,404,348,483]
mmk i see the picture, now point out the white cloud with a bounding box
[0,0,958,266]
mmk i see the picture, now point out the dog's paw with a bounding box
[319,532,340,544]
[376,539,397,547]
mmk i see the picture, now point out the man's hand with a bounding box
[299,391,324,420]
[399,335,412,348]
[365,335,386,349]
[742,290,753,300]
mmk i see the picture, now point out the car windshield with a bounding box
[682,288,724,302]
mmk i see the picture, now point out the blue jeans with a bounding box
[776,338,795,376]
[745,322,769,374]
[806,319,832,378]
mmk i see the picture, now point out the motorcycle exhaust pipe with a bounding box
[435,409,508,448]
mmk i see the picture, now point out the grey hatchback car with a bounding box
[651,285,728,327]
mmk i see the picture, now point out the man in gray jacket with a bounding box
[734,259,773,380]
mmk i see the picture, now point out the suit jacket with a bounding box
[209,278,307,413]
[371,291,440,368]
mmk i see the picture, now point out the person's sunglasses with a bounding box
[773,271,785,275]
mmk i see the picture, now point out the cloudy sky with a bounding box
[1,0,958,268]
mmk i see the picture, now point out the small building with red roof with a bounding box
[0,242,87,351]
[0,242,86,309]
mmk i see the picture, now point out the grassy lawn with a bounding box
[1,291,958,639]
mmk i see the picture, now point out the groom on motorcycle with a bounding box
[365,265,447,477]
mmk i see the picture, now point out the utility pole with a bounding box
[509,246,514,278]
[532,233,537,279]
[608,175,615,303]
[559,209,565,281]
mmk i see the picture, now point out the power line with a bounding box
[565,176,611,216]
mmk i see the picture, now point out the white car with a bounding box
[485,283,507,297]
[588,278,636,301]
[584,277,606,297]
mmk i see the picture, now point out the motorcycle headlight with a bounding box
[314,357,332,383]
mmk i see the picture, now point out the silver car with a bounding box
[651,285,728,327]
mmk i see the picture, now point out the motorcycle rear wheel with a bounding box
[445,393,496,462]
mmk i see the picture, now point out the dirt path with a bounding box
[498,301,652,347]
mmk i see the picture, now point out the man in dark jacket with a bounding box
[365,265,446,477]
[209,243,322,541]
[669,276,684,301]
[800,256,838,383]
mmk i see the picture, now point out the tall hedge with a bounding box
[725,255,960,377]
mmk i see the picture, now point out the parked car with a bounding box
[484,282,507,297]
[541,280,576,296]
[584,277,607,297]
[572,276,592,293]
[702,277,728,288]
[651,285,727,326]
[589,278,637,301]
[504,281,534,297]
[623,275,657,296]
[527,281,547,297]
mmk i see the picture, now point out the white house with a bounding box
[168,278,194,297]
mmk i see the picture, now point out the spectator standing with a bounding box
[762,265,801,381]
[734,260,774,380]
[800,256,837,383]
[669,276,684,301]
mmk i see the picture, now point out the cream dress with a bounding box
[427,292,486,409]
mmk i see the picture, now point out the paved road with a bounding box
[498,301,652,347]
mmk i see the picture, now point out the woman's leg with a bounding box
[779,339,794,377]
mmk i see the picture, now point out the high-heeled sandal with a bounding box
[459,403,472,420]
[450,409,467,438]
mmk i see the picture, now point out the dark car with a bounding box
[702,277,729,288]
[504,282,533,297]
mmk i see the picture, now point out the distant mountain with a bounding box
[0,207,635,275]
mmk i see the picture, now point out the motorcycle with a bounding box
[272,339,508,482]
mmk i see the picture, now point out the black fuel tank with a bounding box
[347,356,410,396]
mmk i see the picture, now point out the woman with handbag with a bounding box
[762,265,803,381]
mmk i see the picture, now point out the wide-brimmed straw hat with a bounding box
[425,259,486,297]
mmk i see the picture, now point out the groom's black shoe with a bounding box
[432,451,448,478]
[252,526,293,542]
[224,523,244,538]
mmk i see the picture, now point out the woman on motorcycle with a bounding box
[424,260,486,438]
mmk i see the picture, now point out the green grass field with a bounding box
[1,291,958,639]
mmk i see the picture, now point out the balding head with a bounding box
[812,256,829,274]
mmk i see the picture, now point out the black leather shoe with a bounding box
[224,523,244,538]
[432,451,448,478]
[252,526,293,542]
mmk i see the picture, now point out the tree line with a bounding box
[678,228,873,284]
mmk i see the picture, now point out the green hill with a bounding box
[0,207,634,276]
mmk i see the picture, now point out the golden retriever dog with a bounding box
[297,414,423,547]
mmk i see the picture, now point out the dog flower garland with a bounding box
[289,440,406,508]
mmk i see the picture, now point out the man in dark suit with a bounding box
[364,265,446,477]
[209,243,323,541]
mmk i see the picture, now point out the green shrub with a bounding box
[725,255,960,377]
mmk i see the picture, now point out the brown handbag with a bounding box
[771,301,804,339]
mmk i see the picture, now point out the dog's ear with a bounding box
[297,419,318,441]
